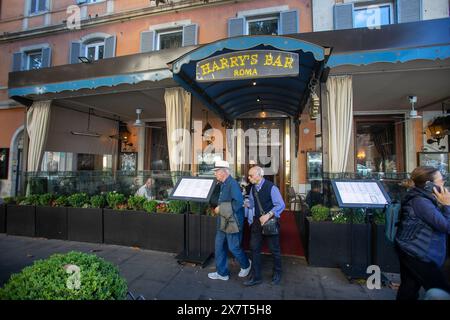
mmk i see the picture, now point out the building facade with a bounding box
[1,0,449,199]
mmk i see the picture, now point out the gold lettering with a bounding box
[212,61,221,72]
[220,58,229,70]
[264,54,273,66]
[273,55,283,67]
[234,69,239,76]
[230,56,239,68]
[250,54,258,65]
[252,69,258,76]
[237,55,250,66]
[284,56,294,69]
[201,63,211,76]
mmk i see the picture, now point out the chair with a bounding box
[287,187,302,212]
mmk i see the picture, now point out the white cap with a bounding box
[212,160,230,171]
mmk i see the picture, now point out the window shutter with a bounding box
[140,31,155,52]
[41,47,51,68]
[69,41,82,64]
[12,52,25,72]
[279,10,299,35]
[228,17,245,37]
[76,0,87,4]
[104,35,116,58]
[334,4,354,30]
[182,24,198,47]
[398,0,422,23]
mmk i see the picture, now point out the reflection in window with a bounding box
[247,17,278,35]
[27,51,42,70]
[158,31,183,50]
[356,121,400,175]
[85,41,105,61]
[354,4,392,28]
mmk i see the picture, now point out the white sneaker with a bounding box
[238,259,252,278]
[208,272,229,281]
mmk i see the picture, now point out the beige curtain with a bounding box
[326,76,353,173]
[164,87,191,176]
[26,100,52,172]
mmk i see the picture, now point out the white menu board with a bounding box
[172,178,215,200]
[333,181,389,207]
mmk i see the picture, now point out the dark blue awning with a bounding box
[169,35,331,123]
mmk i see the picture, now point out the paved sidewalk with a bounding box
[0,234,400,300]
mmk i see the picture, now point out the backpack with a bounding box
[384,201,402,244]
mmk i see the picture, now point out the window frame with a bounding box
[84,40,105,61]
[26,50,43,70]
[245,15,280,36]
[29,0,48,16]
[156,29,183,51]
[352,2,394,29]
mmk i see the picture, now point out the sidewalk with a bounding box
[0,234,399,300]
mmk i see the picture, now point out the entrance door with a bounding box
[241,118,285,198]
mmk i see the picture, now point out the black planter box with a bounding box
[187,214,216,256]
[374,224,400,273]
[0,204,6,233]
[36,206,68,240]
[103,209,184,253]
[6,205,36,237]
[68,208,103,243]
[305,217,368,268]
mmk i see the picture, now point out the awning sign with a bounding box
[196,50,299,82]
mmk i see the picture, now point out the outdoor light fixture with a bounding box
[78,56,92,64]
[202,110,214,144]
[252,81,257,86]
[71,108,101,138]
[426,114,450,146]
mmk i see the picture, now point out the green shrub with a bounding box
[331,211,348,224]
[310,205,330,222]
[39,193,55,207]
[0,251,127,300]
[143,200,157,213]
[19,194,40,206]
[373,209,385,225]
[168,200,187,214]
[127,195,146,211]
[189,201,206,215]
[90,195,106,209]
[106,192,126,210]
[54,195,69,207]
[67,193,90,208]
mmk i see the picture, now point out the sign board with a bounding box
[168,177,217,203]
[196,50,299,82]
[331,180,391,208]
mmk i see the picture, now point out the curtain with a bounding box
[326,76,353,173]
[164,87,191,181]
[26,100,52,172]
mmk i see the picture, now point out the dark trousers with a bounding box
[249,219,282,281]
[396,246,450,300]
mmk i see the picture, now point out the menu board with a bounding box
[331,180,391,208]
[169,177,216,203]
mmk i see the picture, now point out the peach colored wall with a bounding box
[0,0,25,20]
[0,108,25,147]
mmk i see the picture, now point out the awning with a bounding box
[169,36,331,123]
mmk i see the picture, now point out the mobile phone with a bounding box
[424,181,442,193]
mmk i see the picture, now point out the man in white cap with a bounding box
[208,160,251,281]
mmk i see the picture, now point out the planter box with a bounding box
[187,214,216,256]
[6,205,35,237]
[103,209,184,253]
[68,208,103,243]
[305,217,368,268]
[36,206,68,240]
[0,204,5,233]
[374,224,400,273]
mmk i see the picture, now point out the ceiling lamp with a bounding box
[71,108,101,138]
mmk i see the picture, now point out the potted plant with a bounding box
[6,195,38,237]
[103,192,129,246]
[67,193,104,244]
[35,193,68,240]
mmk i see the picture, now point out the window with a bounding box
[353,3,393,28]
[247,16,279,35]
[29,0,47,15]
[157,30,183,50]
[27,50,42,70]
[85,40,104,61]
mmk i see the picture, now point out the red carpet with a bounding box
[243,210,304,256]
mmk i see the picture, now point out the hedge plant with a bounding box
[0,251,127,300]
[67,193,90,208]
[168,200,187,214]
[39,193,55,207]
[54,195,69,207]
[310,205,330,222]
[90,195,106,209]
[127,195,146,211]
[143,200,158,213]
[106,192,126,210]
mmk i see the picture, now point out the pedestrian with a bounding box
[208,160,251,281]
[395,166,450,300]
[135,177,155,200]
[244,166,285,286]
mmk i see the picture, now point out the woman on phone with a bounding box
[396,166,450,300]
